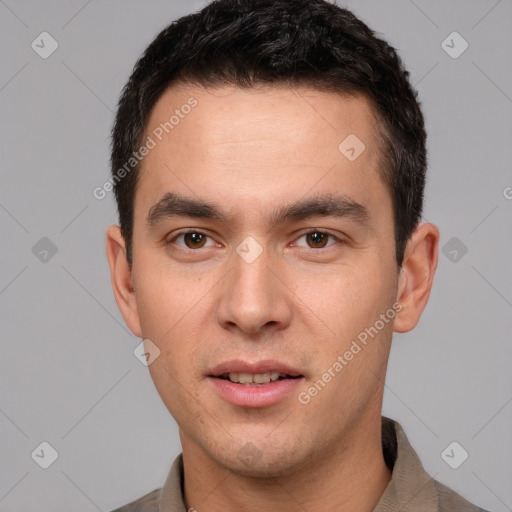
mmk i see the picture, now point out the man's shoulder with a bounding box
[110,488,161,512]
[382,417,491,512]
[434,479,490,512]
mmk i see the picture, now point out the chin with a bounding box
[209,437,309,478]
[224,455,303,478]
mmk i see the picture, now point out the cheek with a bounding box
[132,272,202,404]
[133,262,204,338]
[133,264,211,377]
[302,261,394,342]
[146,358,197,429]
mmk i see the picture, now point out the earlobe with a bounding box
[105,225,142,337]
[393,223,440,333]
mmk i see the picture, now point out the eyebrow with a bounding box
[146,191,370,228]
[146,192,224,226]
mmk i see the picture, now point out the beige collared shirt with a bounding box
[112,417,489,511]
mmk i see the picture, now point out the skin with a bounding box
[106,84,439,512]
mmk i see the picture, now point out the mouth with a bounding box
[216,372,302,385]
[208,360,305,407]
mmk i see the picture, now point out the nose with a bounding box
[216,244,292,336]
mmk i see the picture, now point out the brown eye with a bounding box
[306,231,329,248]
[183,232,207,248]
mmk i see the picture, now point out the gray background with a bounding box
[1,0,511,510]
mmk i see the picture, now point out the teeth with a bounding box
[253,373,270,384]
[238,372,253,384]
[227,372,290,384]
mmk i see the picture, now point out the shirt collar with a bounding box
[373,417,439,511]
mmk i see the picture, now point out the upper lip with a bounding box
[209,359,303,377]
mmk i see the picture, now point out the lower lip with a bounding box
[208,377,304,408]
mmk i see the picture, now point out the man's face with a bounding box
[127,85,400,476]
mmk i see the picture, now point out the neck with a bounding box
[181,411,392,512]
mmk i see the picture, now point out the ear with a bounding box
[106,225,142,337]
[394,223,440,333]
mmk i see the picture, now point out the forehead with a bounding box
[136,83,389,223]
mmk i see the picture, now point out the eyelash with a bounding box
[166,229,218,249]
[166,229,342,250]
